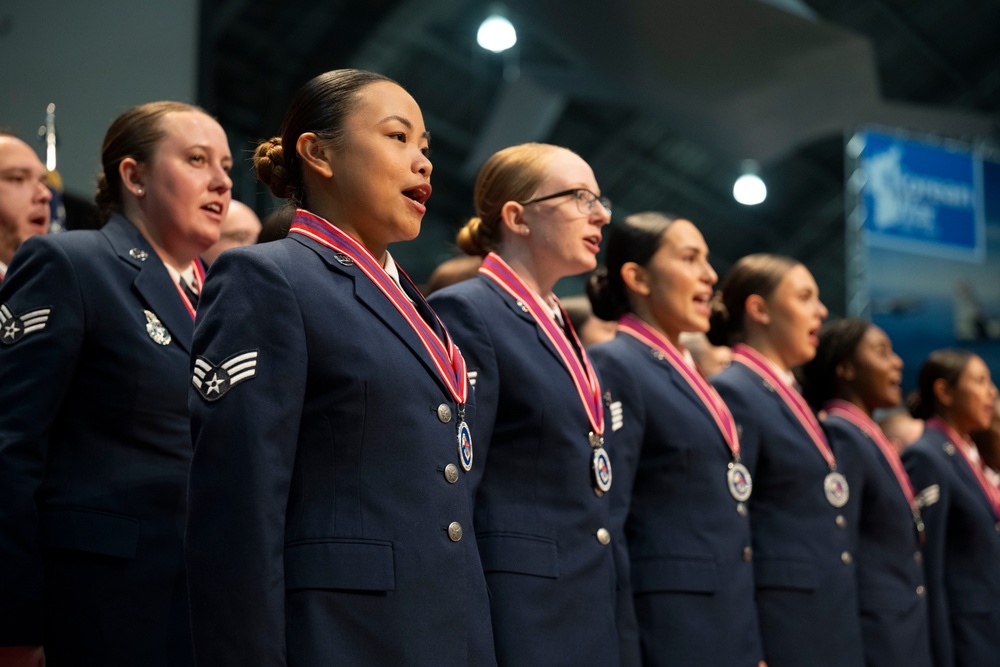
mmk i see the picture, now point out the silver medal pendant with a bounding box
[592,446,613,495]
[457,419,473,472]
[824,470,850,508]
[144,309,171,345]
[727,461,753,502]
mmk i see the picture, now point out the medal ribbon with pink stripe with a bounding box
[824,400,916,507]
[176,258,206,320]
[733,343,837,469]
[927,417,1000,520]
[619,314,739,457]
[479,252,604,438]
[289,210,468,405]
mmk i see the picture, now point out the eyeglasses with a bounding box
[520,188,612,216]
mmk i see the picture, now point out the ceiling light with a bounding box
[733,161,766,205]
[477,14,517,53]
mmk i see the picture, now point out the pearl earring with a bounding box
[136,187,144,196]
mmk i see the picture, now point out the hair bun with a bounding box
[706,291,731,347]
[253,137,291,199]
[456,217,490,257]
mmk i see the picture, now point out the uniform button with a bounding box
[995,522,1000,533]
[916,585,926,597]
[914,551,923,565]
[835,515,847,528]
[447,522,463,542]
[444,464,460,484]
[841,551,853,565]
[437,404,453,423]
[742,546,753,561]
[736,503,748,517]
[596,528,611,545]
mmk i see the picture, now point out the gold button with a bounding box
[596,528,611,545]
[444,464,459,484]
[437,404,453,423]
[742,546,753,562]
[447,522,463,542]
[835,515,847,528]
[841,551,853,565]
[916,585,926,597]
[736,503,748,517]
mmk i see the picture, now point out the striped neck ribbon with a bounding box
[290,209,468,405]
[824,399,916,508]
[733,343,836,469]
[926,417,1000,520]
[479,252,604,437]
[175,257,206,320]
[619,314,739,457]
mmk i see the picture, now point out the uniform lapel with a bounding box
[482,276,566,368]
[102,214,194,354]
[941,432,1000,521]
[294,234,452,396]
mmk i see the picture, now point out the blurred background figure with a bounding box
[878,409,925,454]
[422,253,481,296]
[200,199,261,265]
[679,330,731,379]
[903,349,1000,667]
[0,133,51,281]
[562,294,617,348]
[802,318,932,667]
[970,395,1000,487]
[257,205,294,244]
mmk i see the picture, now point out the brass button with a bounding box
[447,522,463,542]
[736,503,748,517]
[916,585,926,597]
[596,528,611,545]
[437,404,453,423]
[841,551,853,565]
[835,515,847,528]
[444,464,459,484]
[742,546,753,562]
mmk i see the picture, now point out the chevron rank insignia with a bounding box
[192,350,258,401]
[0,303,52,345]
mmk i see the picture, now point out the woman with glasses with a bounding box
[430,143,619,666]
[586,213,763,667]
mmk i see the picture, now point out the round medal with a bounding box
[824,471,850,508]
[457,420,473,472]
[592,446,613,494]
[727,462,753,502]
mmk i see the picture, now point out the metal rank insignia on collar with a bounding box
[129,248,149,261]
[144,310,171,345]
[192,349,259,401]
[0,303,52,345]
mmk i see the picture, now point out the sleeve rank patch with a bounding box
[1,303,52,345]
[192,349,259,401]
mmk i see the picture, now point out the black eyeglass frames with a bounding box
[520,188,612,216]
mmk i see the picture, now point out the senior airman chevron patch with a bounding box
[0,303,52,345]
[192,349,259,401]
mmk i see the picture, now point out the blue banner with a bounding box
[861,131,983,262]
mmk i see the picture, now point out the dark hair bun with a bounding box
[587,267,625,321]
[706,291,730,347]
[253,137,291,199]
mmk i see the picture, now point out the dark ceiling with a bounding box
[199,0,1000,311]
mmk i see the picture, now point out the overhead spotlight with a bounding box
[477,13,517,53]
[733,161,767,206]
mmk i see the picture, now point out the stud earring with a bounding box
[136,187,144,196]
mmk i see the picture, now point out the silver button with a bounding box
[995,522,1000,533]
[444,464,459,484]
[835,515,847,528]
[447,522,463,542]
[736,502,748,517]
[916,585,926,597]
[437,404,452,423]
[596,528,611,545]
[841,551,853,565]
[914,551,923,565]
[742,546,753,562]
